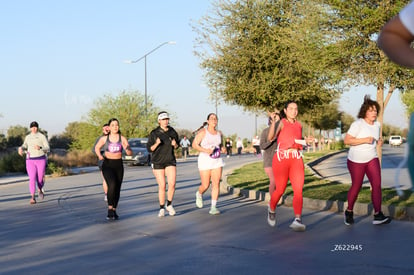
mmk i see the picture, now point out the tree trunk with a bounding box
[376,82,395,166]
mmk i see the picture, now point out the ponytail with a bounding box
[192,122,208,134]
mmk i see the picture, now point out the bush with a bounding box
[332,140,346,150]
[48,149,98,168]
[0,152,26,174]
[46,160,67,177]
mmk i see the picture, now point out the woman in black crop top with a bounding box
[95,118,132,220]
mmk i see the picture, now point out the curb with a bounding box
[221,152,414,222]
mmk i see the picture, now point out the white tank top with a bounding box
[200,129,221,152]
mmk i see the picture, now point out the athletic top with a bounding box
[147,126,179,165]
[347,118,380,163]
[197,129,224,170]
[260,125,279,168]
[277,118,303,150]
[200,129,221,153]
[20,132,50,158]
[400,2,414,35]
[105,134,122,153]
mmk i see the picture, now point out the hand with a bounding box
[305,136,315,145]
[171,138,177,147]
[269,112,280,123]
[156,137,161,145]
[366,137,375,144]
[18,147,23,156]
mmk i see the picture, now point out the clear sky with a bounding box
[0,1,408,139]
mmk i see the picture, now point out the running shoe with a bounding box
[158,208,165,218]
[289,218,306,232]
[196,191,203,208]
[38,190,44,200]
[209,207,221,215]
[166,205,176,216]
[267,205,276,227]
[344,210,354,225]
[106,209,114,220]
[373,211,391,225]
[104,194,107,202]
[113,211,119,220]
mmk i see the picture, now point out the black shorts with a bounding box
[151,162,176,169]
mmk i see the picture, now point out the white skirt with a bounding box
[197,153,225,171]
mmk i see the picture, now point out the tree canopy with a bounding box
[323,0,414,124]
[194,0,340,114]
[59,90,166,151]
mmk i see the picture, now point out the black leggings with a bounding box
[102,158,124,208]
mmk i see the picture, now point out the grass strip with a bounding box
[226,152,414,207]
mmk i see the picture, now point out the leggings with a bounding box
[346,158,382,213]
[26,157,47,195]
[269,151,304,216]
[102,158,124,208]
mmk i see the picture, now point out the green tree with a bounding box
[61,121,95,150]
[86,90,162,137]
[49,134,72,150]
[0,134,7,151]
[66,90,165,151]
[401,90,414,115]
[194,0,339,114]
[323,0,414,159]
[7,125,28,147]
[340,112,355,134]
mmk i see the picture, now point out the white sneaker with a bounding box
[195,191,203,208]
[104,194,107,202]
[289,218,306,232]
[267,205,276,227]
[166,205,176,216]
[209,207,221,215]
[158,208,165,217]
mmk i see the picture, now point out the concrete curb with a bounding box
[221,152,414,222]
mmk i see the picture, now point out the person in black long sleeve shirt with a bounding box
[147,111,179,218]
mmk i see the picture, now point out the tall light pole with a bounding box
[124,41,176,114]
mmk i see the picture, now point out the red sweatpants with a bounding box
[269,151,304,216]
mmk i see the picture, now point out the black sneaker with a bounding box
[373,211,391,225]
[106,209,114,220]
[113,211,119,220]
[344,210,354,225]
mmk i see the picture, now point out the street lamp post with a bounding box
[124,41,176,114]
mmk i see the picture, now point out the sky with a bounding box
[0,1,409,140]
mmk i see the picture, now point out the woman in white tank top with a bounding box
[192,113,224,215]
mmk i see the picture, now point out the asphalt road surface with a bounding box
[1,153,414,274]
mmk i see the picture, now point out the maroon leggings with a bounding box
[346,158,382,213]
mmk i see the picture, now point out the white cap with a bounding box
[158,112,169,120]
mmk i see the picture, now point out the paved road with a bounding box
[1,154,414,274]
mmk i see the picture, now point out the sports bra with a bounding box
[104,134,122,153]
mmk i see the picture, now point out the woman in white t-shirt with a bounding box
[378,1,414,68]
[343,95,391,226]
[192,113,224,215]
